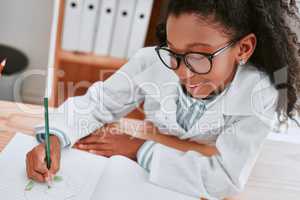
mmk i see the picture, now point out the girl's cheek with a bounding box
[211,59,236,85]
[203,69,224,88]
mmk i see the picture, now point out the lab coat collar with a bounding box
[219,63,272,116]
[175,63,269,117]
[180,63,273,138]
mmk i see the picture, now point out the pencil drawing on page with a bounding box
[24,173,76,200]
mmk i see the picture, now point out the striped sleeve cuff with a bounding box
[137,140,156,172]
[34,125,71,148]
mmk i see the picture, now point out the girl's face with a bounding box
[166,14,239,99]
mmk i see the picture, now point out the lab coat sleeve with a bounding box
[35,49,150,147]
[137,140,156,171]
[147,116,271,200]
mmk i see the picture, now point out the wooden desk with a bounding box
[1,100,300,199]
[0,101,43,150]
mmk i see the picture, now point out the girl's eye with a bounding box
[187,54,206,61]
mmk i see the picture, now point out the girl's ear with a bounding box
[236,33,257,64]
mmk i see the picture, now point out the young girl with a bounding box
[26,0,300,199]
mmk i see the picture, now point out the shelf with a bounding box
[58,50,128,69]
[50,0,163,117]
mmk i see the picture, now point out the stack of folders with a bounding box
[61,0,154,59]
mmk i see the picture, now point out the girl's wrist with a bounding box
[131,138,146,161]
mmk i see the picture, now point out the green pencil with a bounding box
[43,97,52,173]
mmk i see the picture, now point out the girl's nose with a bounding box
[175,61,194,80]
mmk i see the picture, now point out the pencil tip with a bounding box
[1,58,7,67]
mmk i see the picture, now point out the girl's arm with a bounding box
[34,49,149,148]
[142,131,218,157]
[115,119,219,157]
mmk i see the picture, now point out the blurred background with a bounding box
[0,0,169,109]
[0,0,53,104]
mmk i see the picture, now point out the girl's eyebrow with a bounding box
[167,40,212,48]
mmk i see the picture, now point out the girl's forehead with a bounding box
[166,14,230,49]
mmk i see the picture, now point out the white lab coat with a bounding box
[36,47,279,199]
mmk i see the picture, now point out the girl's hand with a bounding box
[74,131,145,161]
[26,135,61,182]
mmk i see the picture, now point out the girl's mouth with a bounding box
[183,81,212,97]
[185,81,210,90]
[185,83,206,94]
[186,84,200,89]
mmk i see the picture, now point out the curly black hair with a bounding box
[156,0,300,125]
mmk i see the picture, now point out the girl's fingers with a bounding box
[31,170,46,182]
[49,160,60,175]
[76,144,96,150]
[34,163,48,174]
[77,135,97,144]
[89,150,114,157]
[77,135,107,144]
[28,155,45,182]
[76,143,112,151]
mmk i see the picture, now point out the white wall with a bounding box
[0,0,53,104]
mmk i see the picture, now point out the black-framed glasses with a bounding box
[155,39,238,74]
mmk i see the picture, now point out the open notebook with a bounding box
[0,133,197,200]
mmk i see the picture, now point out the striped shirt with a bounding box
[35,126,71,147]
[137,85,216,171]
[176,85,208,131]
